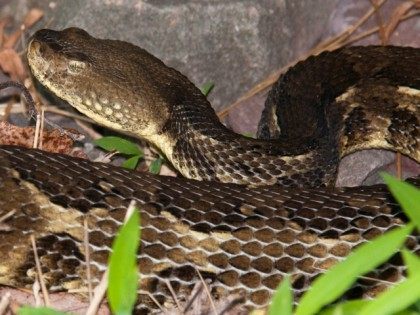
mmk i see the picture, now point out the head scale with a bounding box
[27,27,173,138]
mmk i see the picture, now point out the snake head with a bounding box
[27,27,178,143]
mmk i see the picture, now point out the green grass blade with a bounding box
[122,155,141,170]
[18,307,67,315]
[149,157,163,174]
[268,275,292,315]
[200,82,214,96]
[359,273,420,315]
[94,136,142,156]
[296,224,413,315]
[382,173,420,229]
[107,209,140,315]
[401,248,420,277]
[319,300,370,315]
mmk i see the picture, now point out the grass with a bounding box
[107,210,140,315]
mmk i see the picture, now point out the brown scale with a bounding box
[25,28,420,188]
[0,146,419,314]
[1,28,419,313]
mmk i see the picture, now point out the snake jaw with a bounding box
[27,28,173,144]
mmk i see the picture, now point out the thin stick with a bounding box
[85,200,137,315]
[146,293,166,314]
[217,0,390,120]
[85,270,108,315]
[369,0,386,44]
[32,280,42,307]
[165,280,182,311]
[0,292,11,315]
[84,217,93,302]
[75,119,103,140]
[0,81,38,119]
[314,0,387,51]
[342,10,419,46]
[39,107,45,150]
[30,235,50,306]
[33,113,41,149]
[44,106,95,124]
[195,268,217,315]
[0,210,16,223]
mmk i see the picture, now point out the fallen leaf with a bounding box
[0,48,26,80]
[3,29,21,49]
[0,17,11,48]
[23,8,44,28]
[0,121,86,157]
[3,8,44,49]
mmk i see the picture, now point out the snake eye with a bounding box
[68,60,87,74]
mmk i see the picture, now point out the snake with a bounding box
[0,27,419,314]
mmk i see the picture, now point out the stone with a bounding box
[1,0,339,113]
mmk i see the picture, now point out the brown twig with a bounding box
[84,217,93,303]
[85,270,109,315]
[0,210,16,223]
[44,105,96,124]
[369,0,387,44]
[165,280,182,311]
[39,108,45,150]
[217,0,395,119]
[341,10,419,46]
[314,0,387,52]
[0,292,11,315]
[0,81,38,119]
[146,293,166,314]
[33,113,41,148]
[195,268,217,315]
[30,235,51,306]
[32,280,42,307]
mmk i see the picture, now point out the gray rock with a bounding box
[2,0,339,112]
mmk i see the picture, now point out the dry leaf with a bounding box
[3,8,44,49]
[0,17,11,48]
[3,29,21,49]
[0,121,86,157]
[383,1,415,42]
[23,8,44,28]
[0,48,26,80]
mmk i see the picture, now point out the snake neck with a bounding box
[154,101,338,187]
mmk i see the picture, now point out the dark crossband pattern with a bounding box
[0,146,418,313]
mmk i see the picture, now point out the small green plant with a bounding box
[94,136,144,170]
[201,82,214,97]
[94,136,165,172]
[269,275,292,315]
[107,209,141,315]
[18,307,66,315]
[267,174,420,315]
[242,132,255,138]
[149,156,164,174]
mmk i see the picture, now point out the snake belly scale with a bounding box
[0,27,419,313]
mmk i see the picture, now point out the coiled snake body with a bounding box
[0,28,419,313]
